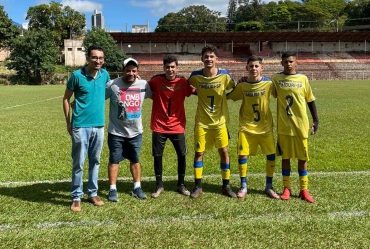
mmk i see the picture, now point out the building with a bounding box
[132,25,149,33]
[91,10,105,29]
[63,39,86,66]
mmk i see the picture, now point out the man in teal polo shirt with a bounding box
[62,45,110,212]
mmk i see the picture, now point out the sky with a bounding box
[1,0,278,32]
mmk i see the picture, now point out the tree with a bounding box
[155,13,186,32]
[26,1,85,47]
[268,4,293,30]
[0,5,21,47]
[345,0,370,26]
[303,0,347,29]
[6,28,59,84]
[83,27,125,72]
[155,5,226,32]
[234,21,263,31]
[227,0,238,31]
[233,0,266,24]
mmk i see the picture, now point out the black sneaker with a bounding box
[177,185,190,196]
[108,189,119,202]
[151,186,164,198]
[190,186,203,199]
[221,185,237,198]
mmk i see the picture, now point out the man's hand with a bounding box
[310,120,319,135]
[70,101,76,109]
[67,123,72,136]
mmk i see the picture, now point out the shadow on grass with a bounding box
[0,178,272,207]
[0,179,149,207]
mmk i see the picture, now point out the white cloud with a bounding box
[60,0,102,13]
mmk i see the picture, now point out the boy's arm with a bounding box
[307,101,319,134]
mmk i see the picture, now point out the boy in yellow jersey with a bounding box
[227,55,280,199]
[271,51,319,203]
[188,45,236,198]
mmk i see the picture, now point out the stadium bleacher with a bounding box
[123,52,370,81]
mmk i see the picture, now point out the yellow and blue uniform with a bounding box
[272,72,315,190]
[227,77,276,190]
[188,69,235,180]
[188,69,235,129]
[272,73,315,139]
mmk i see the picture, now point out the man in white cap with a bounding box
[105,58,152,201]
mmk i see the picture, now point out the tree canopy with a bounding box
[225,0,357,31]
[155,5,226,32]
[0,5,20,47]
[6,28,59,84]
[26,1,85,47]
[83,27,126,72]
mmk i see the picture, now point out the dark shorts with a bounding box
[108,133,142,163]
[152,132,187,157]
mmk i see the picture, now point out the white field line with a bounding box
[0,210,367,232]
[0,96,63,110]
[0,170,369,187]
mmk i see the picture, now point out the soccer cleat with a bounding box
[190,186,203,199]
[280,187,291,200]
[265,188,280,199]
[221,185,237,198]
[151,186,164,198]
[132,187,147,200]
[299,190,315,203]
[237,187,247,198]
[177,185,190,196]
[108,189,119,202]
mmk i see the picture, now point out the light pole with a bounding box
[329,19,338,32]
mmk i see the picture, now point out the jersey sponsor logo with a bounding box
[199,82,221,89]
[277,80,302,88]
[243,90,266,97]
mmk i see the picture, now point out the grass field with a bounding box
[0,81,369,248]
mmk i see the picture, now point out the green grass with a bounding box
[0,81,369,248]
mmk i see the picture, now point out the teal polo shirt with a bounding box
[67,66,110,128]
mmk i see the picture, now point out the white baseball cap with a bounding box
[123,58,138,68]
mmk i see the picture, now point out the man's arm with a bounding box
[307,101,319,134]
[62,88,74,135]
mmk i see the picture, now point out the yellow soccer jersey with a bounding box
[227,77,274,135]
[271,72,315,138]
[188,69,235,129]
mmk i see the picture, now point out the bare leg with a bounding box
[130,162,141,183]
[108,163,119,185]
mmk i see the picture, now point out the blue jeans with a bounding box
[70,127,104,201]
